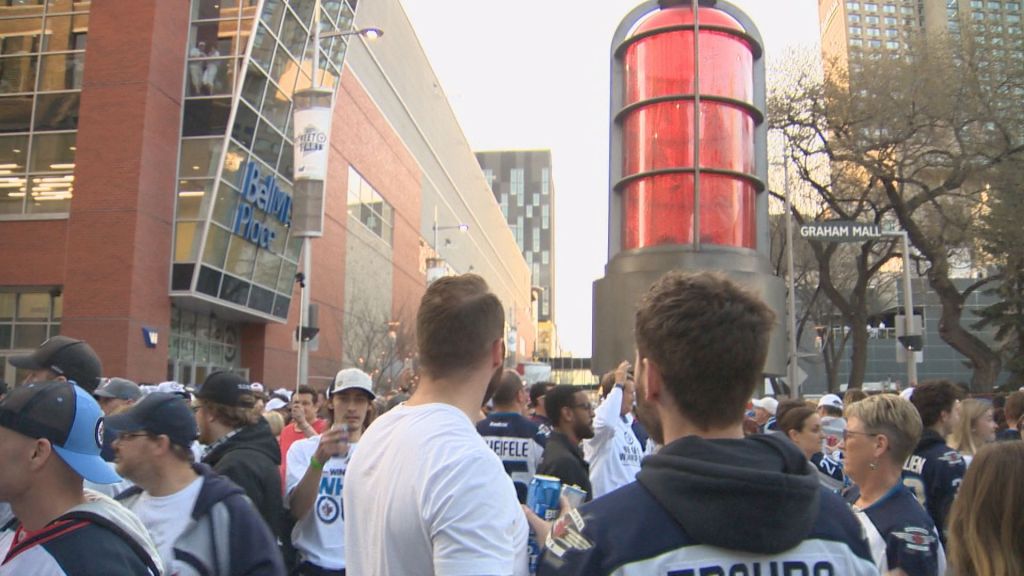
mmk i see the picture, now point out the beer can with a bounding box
[560,484,587,510]
[527,475,561,574]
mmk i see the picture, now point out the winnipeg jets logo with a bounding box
[939,451,964,465]
[95,419,105,450]
[892,527,935,552]
[316,495,341,524]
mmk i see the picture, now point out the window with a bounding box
[901,5,914,13]
[865,3,878,11]
[885,16,897,24]
[851,26,863,34]
[972,11,985,19]
[1008,1,1020,9]
[347,166,394,245]
[869,39,882,47]
[516,216,524,248]
[886,28,899,36]
[846,1,860,9]
[1008,13,1021,22]
[483,168,494,189]
[868,27,881,35]
[851,38,864,46]
[541,250,549,265]
[866,15,880,23]
[849,13,861,22]
[0,291,62,353]
[970,0,983,7]
[532,263,541,284]
[526,204,533,218]
[532,192,539,206]
[541,293,549,318]
[500,193,508,219]
[532,228,540,251]
[886,40,900,48]
[988,0,1002,7]
[512,168,524,207]
[541,204,549,229]
[883,4,896,12]
[541,168,550,195]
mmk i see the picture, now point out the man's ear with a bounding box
[491,338,504,370]
[643,357,663,402]
[29,438,55,472]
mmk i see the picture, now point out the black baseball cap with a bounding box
[0,381,121,484]
[9,336,103,393]
[529,382,554,407]
[94,377,143,402]
[105,392,198,450]
[194,371,257,408]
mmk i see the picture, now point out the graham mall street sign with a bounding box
[799,221,884,242]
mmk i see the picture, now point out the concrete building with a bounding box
[476,150,557,358]
[819,0,1024,79]
[0,0,535,391]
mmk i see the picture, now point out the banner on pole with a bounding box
[293,107,331,181]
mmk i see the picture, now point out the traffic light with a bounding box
[898,335,923,352]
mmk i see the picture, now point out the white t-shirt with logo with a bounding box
[344,402,529,576]
[286,434,355,571]
[583,385,644,498]
[125,476,203,574]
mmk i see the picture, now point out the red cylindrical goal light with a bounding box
[618,6,760,250]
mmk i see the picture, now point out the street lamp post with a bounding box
[291,2,382,388]
[431,205,469,258]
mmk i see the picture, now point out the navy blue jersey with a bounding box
[995,428,1021,442]
[477,412,546,502]
[539,434,876,576]
[811,451,845,482]
[845,484,944,576]
[901,429,965,543]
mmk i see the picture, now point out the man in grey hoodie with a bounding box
[0,381,162,575]
[110,391,284,575]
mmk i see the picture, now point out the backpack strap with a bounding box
[60,511,162,576]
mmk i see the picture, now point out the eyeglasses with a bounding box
[842,430,879,441]
[116,432,152,442]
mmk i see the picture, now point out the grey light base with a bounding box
[592,244,786,376]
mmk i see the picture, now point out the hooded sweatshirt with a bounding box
[202,418,284,538]
[118,464,285,576]
[539,434,877,576]
[1,489,163,576]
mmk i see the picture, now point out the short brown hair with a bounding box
[846,394,922,466]
[1004,391,1024,424]
[416,274,504,379]
[491,370,524,407]
[199,399,261,429]
[778,405,816,436]
[635,271,776,430]
[910,380,964,428]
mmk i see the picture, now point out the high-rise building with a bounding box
[819,0,1024,78]
[476,150,557,357]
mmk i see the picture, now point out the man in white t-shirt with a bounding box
[286,368,375,575]
[344,274,529,576]
[108,392,284,574]
[583,362,644,498]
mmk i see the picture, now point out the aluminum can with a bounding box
[560,484,587,510]
[526,475,561,574]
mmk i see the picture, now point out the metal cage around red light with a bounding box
[617,6,763,250]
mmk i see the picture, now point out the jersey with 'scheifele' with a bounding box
[539,434,876,576]
[845,483,945,576]
[477,411,546,503]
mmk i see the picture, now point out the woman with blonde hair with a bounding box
[946,442,1024,576]
[948,398,996,465]
[841,394,944,576]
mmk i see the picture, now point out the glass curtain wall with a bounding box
[172,0,357,320]
[0,1,90,216]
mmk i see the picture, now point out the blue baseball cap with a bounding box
[0,381,121,484]
[105,392,198,450]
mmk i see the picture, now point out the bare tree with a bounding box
[341,299,416,394]
[771,30,1024,391]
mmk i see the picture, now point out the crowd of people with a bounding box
[0,270,1022,575]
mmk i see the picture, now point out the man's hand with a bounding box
[520,495,572,553]
[314,425,349,463]
[614,360,631,385]
[291,402,307,426]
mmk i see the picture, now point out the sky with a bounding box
[400,0,822,356]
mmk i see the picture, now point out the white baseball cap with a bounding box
[817,394,844,410]
[329,368,375,400]
[752,397,779,416]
